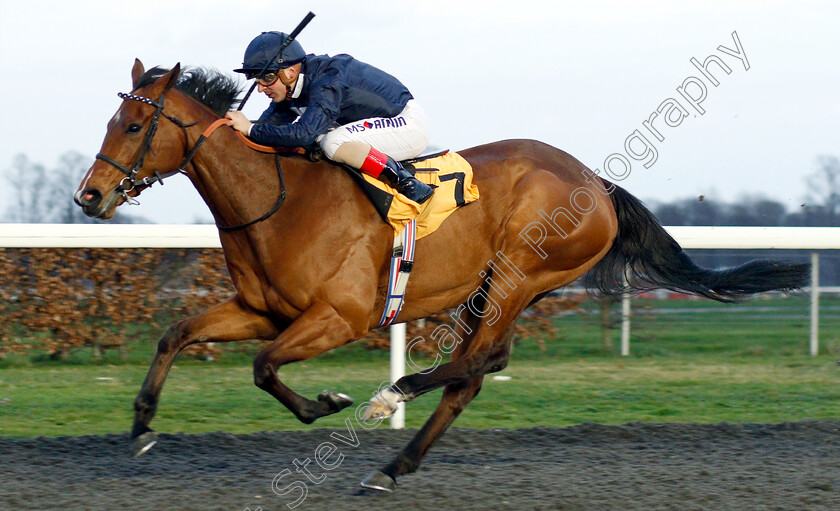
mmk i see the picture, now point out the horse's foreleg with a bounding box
[131,296,278,456]
[253,301,359,424]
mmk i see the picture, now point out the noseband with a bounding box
[95,91,286,231]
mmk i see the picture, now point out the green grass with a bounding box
[1,354,838,438]
[1,295,840,438]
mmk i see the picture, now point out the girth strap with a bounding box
[378,219,417,327]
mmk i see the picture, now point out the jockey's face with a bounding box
[257,64,300,103]
[258,78,288,103]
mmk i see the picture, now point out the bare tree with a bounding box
[727,195,787,226]
[48,151,97,224]
[804,155,840,225]
[4,154,50,222]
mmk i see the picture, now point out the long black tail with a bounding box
[587,183,810,302]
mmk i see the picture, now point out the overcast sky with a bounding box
[1,0,837,223]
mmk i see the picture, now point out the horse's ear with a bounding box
[131,59,145,89]
[163,63,181,91]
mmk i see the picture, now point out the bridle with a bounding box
[95,92,192,202]
[95,91,286,231]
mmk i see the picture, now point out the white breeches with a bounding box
[318,100,430,160]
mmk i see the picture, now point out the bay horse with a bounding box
[75,61,809,491]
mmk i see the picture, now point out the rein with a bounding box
[95,92,287,231]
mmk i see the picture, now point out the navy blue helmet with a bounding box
[234,31,306,77]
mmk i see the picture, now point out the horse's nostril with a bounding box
[76,188,102,207]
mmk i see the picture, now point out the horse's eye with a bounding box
[126,124,142,134]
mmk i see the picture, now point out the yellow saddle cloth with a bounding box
[361,152,480,239]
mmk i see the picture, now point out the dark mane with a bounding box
[133,66,243,116]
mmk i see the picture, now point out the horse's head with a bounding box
[75,60,190,219]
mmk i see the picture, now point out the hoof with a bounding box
[131,431,159,458]
[361,403,395,421]
[360,470,397,493]
[317,390,354,413]
[361,387,401,421]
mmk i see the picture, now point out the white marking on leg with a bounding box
[362,387,403,420]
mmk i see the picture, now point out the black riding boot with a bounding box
[379,157,434,204]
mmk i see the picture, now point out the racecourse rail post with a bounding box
[621,271,631,356]
[390,323,406,429]
[810,252,820,356]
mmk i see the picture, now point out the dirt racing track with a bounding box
[2,421,840,510]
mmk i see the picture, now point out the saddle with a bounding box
[341,150,480,239]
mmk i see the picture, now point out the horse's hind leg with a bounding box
[364,279,520,416]
[361,375,487,492]
[131,296,278,457]
[361,319,516,491]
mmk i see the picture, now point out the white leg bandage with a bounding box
[362,387,405,420]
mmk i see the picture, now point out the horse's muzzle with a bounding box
[74,188,108,218]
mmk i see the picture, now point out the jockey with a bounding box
[226,31,434,204]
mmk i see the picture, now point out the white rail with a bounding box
[1,224,839,249]
[664,226,840,250]
[0,223,222,248]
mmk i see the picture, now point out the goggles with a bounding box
[247,70,281,86]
